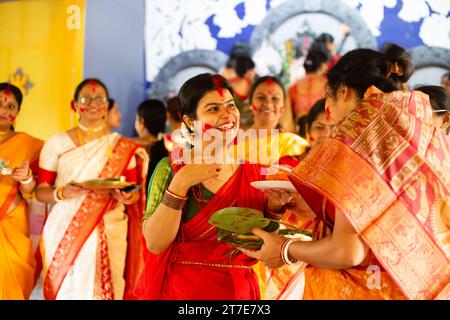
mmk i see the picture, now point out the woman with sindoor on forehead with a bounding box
[242,44,449,300]
[36,78,148,300]
[135,73,287,300]
[0,83,44,299]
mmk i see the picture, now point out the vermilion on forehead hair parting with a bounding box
[212,75,224,98]
[325,105,331,121]
[89,80,97,93]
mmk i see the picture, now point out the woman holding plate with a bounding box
[242,45,449,300]
[36,78,148,300]
[135,73,287,300]
[0,83,44,299]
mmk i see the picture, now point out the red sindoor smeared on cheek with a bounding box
[202,123,214,132]
[8,115,16,122]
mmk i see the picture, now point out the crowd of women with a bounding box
[0,41,448,300]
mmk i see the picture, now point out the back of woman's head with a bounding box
[327,45,414,98]
[108,98,115,111]
[166,96,182,122]
[249,75,285,104]
[304,50,329,73]
[0,83,23,110]
[307,98,326,130]
[415,85,450,115]
[137,99,166,136]
[234,56,255,78]
[178,73,233,119]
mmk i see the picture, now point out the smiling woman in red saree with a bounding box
[135,74,284,300]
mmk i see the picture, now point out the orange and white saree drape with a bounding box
[289,87,449,300]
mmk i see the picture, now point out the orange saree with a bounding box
[289,87,449,300]
[0,132,43,299]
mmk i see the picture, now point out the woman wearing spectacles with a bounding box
[36,78,149,300]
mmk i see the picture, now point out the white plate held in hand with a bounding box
[250,180,297,192]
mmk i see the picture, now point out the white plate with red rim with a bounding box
[250,180,297,192]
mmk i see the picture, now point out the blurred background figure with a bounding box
[415,85,450,134]
[134,99,169,186]
[281,50,329,132]
[310,24,351,70]
[164,96,183,152]
[221,43,257,130]
[106,98,122,130]
[441,72,450,91]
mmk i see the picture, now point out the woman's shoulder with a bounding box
[14,132,43,144]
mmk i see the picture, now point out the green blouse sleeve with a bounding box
[144,157,173,220]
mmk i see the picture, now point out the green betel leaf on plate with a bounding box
[209,207,269,235]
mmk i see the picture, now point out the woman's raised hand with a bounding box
[169,163,223,196]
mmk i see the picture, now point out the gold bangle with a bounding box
[162,190,186,210]
[166,188,188,200]
[57,187,65,201]
[18,168,32,182]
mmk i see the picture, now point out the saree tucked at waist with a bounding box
[40,133,148,300]
[288,87,449,300]
[134,155,267,300]
[0,133,43,299]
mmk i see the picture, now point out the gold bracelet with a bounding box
[57,187,65,201]
[18,168,33,182]
[166,188,188,200]
[162,190,187,210]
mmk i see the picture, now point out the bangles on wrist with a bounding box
[53,187,65,203]
[162,188,188,210]
[280,238,299,265]
[18,168,33,185]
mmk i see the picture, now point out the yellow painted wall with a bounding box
[0,0,85,140]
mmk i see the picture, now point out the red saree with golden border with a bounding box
[289,87,449,300]
[134,155,267,300]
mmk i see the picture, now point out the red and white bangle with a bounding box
[280,238,299,265]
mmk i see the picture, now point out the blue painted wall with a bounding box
[84,0,145,137]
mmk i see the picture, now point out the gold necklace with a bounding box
[76,126,113,160]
